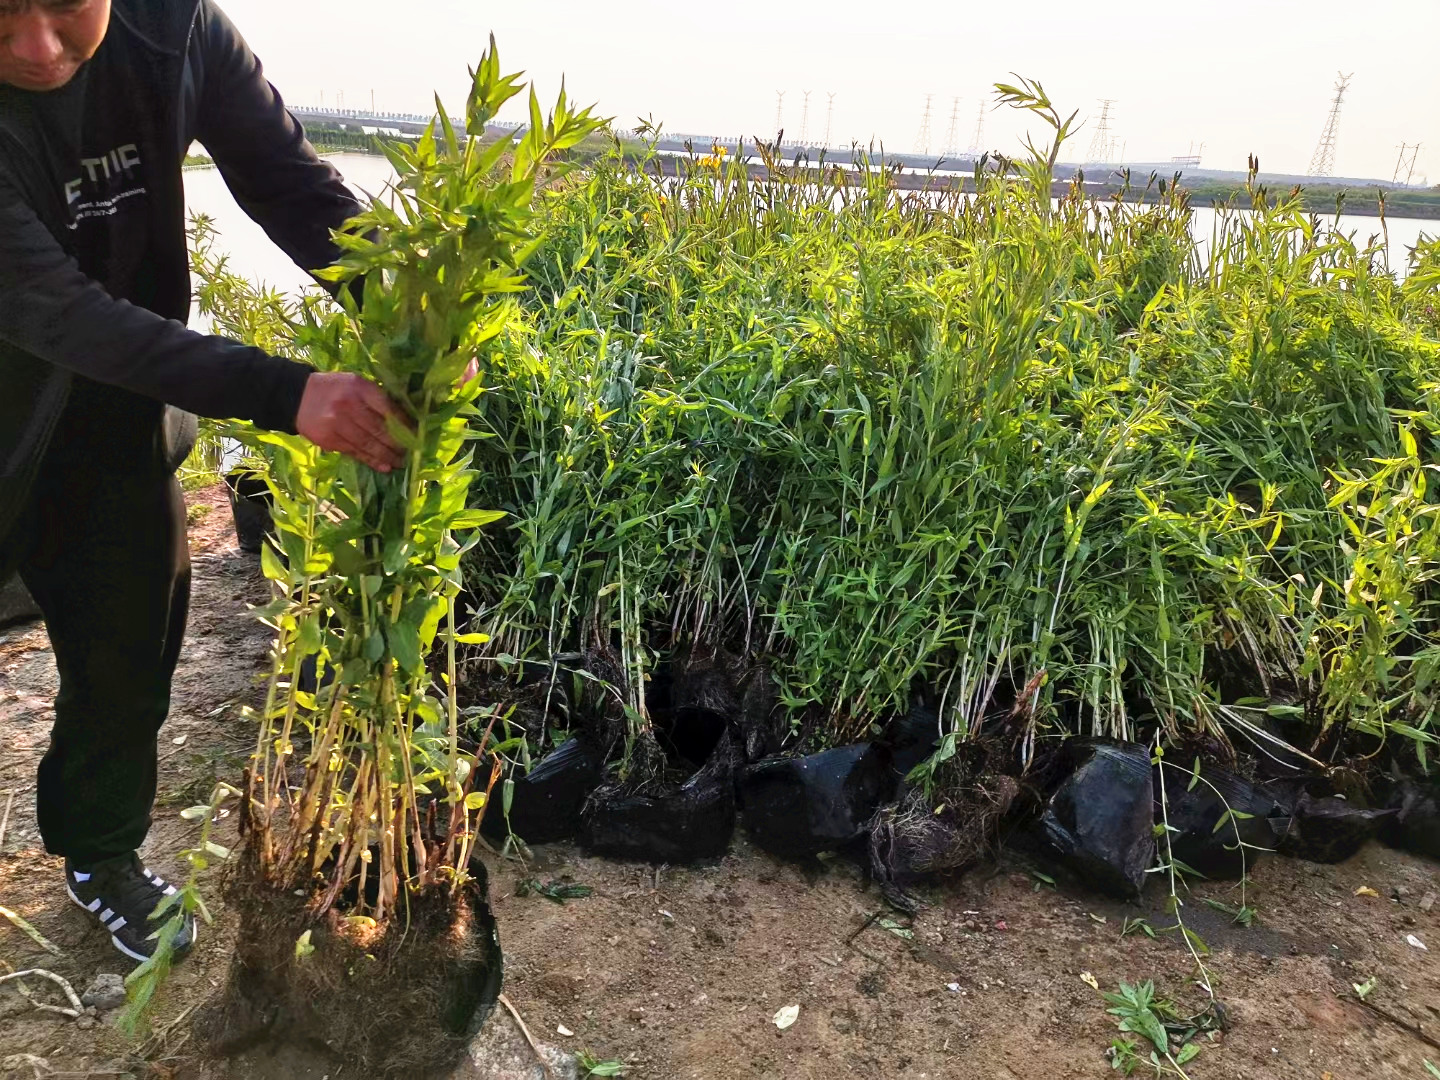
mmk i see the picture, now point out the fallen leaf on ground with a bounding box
[1355,886,1379,898]
[773,1004,799,1030]
[1407,934,1429,951]
[878,917,914,940]
[557,1024,574,1037]
[1080,972,1100,991]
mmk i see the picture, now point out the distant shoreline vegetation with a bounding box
[199,123,1440,223]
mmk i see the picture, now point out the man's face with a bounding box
[0,0,110,92]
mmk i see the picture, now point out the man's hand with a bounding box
[294,372,407,473]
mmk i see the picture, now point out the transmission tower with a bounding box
[774,90,786,140]
[915,93,934,156]
[941,96,962,157]
[800,90,812,146]
[824,92,837,149]
[1394,143,1412,184]
[1393,142,1422,185]
[1307,72,1353,178]
[967,100,986,156]
[1086,100,1116,164]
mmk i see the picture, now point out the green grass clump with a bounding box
[453,80,1440,773]
[195,76,1440,781]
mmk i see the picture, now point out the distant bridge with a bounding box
[290,105,521,139]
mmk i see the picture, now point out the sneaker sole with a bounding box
[65,882,197,964]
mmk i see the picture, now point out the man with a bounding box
[0,0,403,962]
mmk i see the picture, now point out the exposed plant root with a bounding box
[498,993,554,1080]
[870,742,1021,898]
[0,969,82,1018]
[199,849,501,1077]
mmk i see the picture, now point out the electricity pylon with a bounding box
[1086,100,1115,164]
[824,92,837,149]
[1307,72,1353,178]
[1393,142,1422,185]
[941,96,961,157]
[915,94,934,156]
[967,100,986,156]
[774,90,785,141]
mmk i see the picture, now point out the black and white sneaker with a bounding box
[65,853,197,963]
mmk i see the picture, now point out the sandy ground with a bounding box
[2,483,1440,1079]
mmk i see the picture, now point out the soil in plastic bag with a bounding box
[1383,777,1440,861]
[1040,742,1155,899]
[1160,765,1281,880]
[665,647,781,764]
[869,737,1020,903]
[225,470,272,555]
[739,744,895,860]
[888,701,941,781]
[1273,791,1396,863]
[481,736,605,846]
[198,853,502,1077]
[579,736,737,864]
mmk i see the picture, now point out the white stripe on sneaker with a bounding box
[108,915,127,931]
[87,898,102,913]
[109,932,149,963]
[98,907,114,923]
[73,871,91,882]
[163,885,177,896]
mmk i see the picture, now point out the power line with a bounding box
[1307,72,1353,178]
[1086,100,1116,165]
[915,93,934,156]
[941,96,961,158]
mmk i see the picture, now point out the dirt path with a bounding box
[2,484,1439,1079]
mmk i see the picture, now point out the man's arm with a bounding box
[190,1,364,280]
[0,177,310,432]
[0,181,404,471]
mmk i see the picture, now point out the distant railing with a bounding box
[291,106,524,133]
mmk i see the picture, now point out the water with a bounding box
[184,154,398,300]
[185,152,1436,298]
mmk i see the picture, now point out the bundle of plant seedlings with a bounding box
[195,45,601,1073]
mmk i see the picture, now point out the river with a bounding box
[184,152,1437,300]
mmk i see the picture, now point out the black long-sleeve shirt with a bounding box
[0,0,362,537]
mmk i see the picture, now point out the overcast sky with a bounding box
[219,0,1437,182]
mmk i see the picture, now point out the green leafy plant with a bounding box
[577,1051,630,1077]
[516,878,594,903]
[119,781,238,1033]
[1102,980,1203,1078]
[233,40,602,920]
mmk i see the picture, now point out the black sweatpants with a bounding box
[1,379,190,866]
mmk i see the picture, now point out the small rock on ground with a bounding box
[79,974,126,1012]
[452,1004,575,1080]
